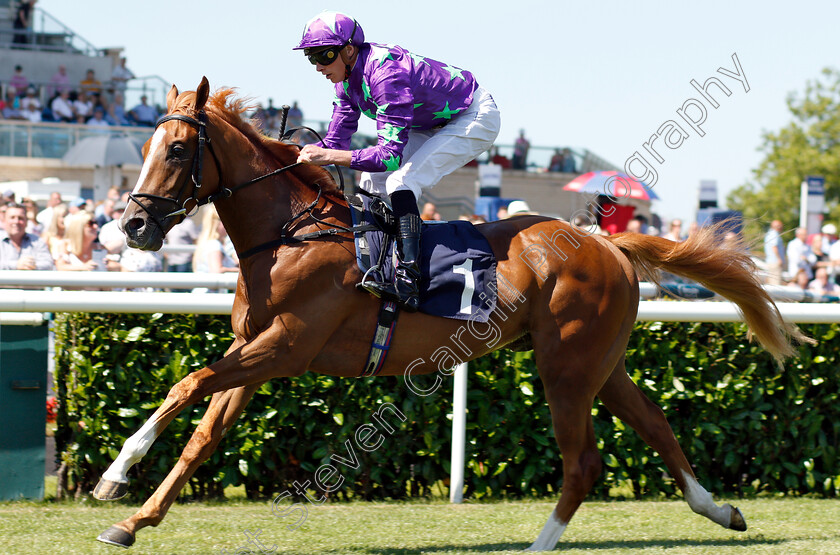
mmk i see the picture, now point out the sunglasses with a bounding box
[305,46,343,66]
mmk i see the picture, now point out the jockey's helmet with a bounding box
[293,11,364,51]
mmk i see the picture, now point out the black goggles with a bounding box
[305,46,343,66]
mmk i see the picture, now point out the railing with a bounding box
[0,7,101,56]
[0,120,153,159]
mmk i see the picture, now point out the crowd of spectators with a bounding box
[768,221,840,296]
[0,188,238,289]
[1,62,160,128]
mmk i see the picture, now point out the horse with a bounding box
[93,77,809,551]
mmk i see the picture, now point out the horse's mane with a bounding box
[205,88,343,198]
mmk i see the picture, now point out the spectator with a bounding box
[572,214,607,236]
[0,203,55,270]
[64,197,87,226]
[19,87,42,123]
[808,267,837,296]
[107,92,130,125]
[809,234,830,278]
[250,103,268,129]
[662,219,683,242]
[265,98,279,119]
[287,101,303,128]
[86,106,111,128]
[548,149,564,172]
[821,223,837,250]
[50,89,75,122]
[496,205,509,220]
[1,88,24,120]
[55,212,113,271]
[73,91,94,123]
[98,201,128,254]
[49,64,72,96]
[420,202,440,221]
[763,219,785,285]
[193,207,239,276]
[2,190,14,204]
[561,147,576,173]
[511,129,530,170]
[80,69,102,95]
[95,198,116,228]
[507,200,535,216]
[9,65,29,93]
[21,197,42,235]
[130,95,158,126]
[94,187,121,221]
[36,191,62,227]
[0,202,6,235]
[110,57,134,93]
[625,218,643,234]
[12,0,36,46]
[787,268,811,291]
[41,203,68,259]
[164,217,199,273]
[687,221,699,238]
[787,227,813,280]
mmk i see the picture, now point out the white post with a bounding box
[800,179,808,230]
[450,362,468,503]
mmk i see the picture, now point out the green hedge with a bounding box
[54,314,840,502]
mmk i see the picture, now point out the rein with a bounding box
[130,109,368,260]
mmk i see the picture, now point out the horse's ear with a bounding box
[166,84,179,112]
[194,76,210,111]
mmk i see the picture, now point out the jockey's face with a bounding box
[311,45,355,84]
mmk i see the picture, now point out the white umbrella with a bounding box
[62,134,144,167]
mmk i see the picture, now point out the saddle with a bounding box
[347,193,498,322]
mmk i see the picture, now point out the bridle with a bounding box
[127,110,305,233]
[127,108,358,259]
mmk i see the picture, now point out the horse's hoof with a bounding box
[96,525,135,548]
[93,479,129,501]
[728,506,747,531]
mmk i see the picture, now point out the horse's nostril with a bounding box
[126,218,145,234]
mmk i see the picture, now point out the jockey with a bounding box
[293,10,501,312]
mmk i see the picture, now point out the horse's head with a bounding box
[121,77,219,250]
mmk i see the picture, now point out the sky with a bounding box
[36,0,840,225]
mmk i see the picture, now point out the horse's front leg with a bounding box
[93,325,300,501]
[96,382,261,548]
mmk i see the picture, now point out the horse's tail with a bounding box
[606,225,812,362]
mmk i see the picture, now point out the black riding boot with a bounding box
[363,192,422,312]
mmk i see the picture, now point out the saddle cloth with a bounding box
[348,195,497,322]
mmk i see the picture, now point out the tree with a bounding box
[727,68,840,238]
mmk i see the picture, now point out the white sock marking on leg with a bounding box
[102,416,159,483]
[681,470,732,528]
[527,511,567,551]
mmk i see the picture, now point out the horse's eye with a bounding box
[169,144,186,158]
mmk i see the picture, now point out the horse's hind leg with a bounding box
[597,357,747,531]
[527,356,606,551]
[96,383,261,548]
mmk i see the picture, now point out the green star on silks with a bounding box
[442,64,466,81]
[373,48,395,67]
[432,102,461,120]
[378,122,404,143]
[409,53,430,66]
[362,107,376,119]
[376,102,390,115]
[342,81,351,97]
[382,153,401,171]
[362,79,372,102]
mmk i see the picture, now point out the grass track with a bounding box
[1,497,839,554]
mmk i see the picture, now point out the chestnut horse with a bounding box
[94,77,807,550]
